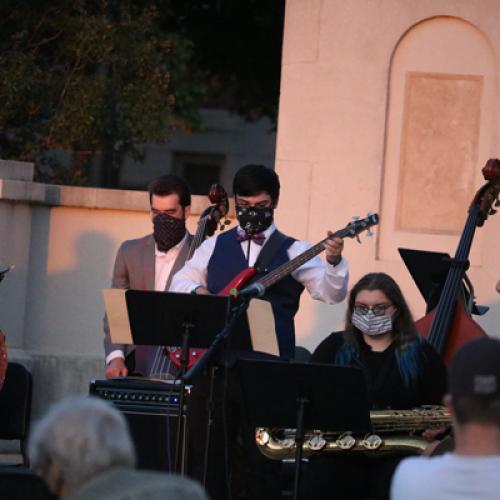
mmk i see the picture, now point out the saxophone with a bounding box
[256,405,451,460]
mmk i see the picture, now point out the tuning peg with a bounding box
[355,233,361,244]
[366,228,373,237]
[219,219,232,231]
[351,215,360,221]
[495,198,500,207]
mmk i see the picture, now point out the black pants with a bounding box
[186,365,282,500]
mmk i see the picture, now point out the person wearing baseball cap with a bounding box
[391,336,500,500]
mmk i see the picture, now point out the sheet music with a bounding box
[247,298,279,356]
[103,288,279,356]
[102,288,133,344]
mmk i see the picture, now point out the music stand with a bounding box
[237,359,372,500]
[398,248,488,315]
[125,290,252,351]
[122,290,253,475]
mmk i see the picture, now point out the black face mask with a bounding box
[153,213,186,252]
[236,205,274,235]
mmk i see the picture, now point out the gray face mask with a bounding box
[351,310,393,336]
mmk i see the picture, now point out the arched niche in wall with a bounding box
[378,16,495,265]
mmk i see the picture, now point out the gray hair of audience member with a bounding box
[28,396,135,497]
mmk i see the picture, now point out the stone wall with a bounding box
[276,0,500,347]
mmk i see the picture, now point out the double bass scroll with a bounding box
[186,184,230,261]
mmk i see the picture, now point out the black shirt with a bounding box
[311,332,447,410]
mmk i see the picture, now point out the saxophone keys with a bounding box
[256,428,270,446]
[361,434,383,450]
[281,438,295,449]
[335,432,356,450]
[307,432,327,451]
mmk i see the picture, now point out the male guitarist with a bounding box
[171,164,348,500]
[104,174,193,378]
[170,163,348,359]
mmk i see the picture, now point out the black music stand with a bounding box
[237,359,372,500]
[124,290,253,475]
[125,290,252,351]
[398,248,488,315]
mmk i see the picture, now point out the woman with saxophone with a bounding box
[301,272,447,500]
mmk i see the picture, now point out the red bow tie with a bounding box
[236,229,265,246]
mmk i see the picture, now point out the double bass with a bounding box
[416,159,500,365]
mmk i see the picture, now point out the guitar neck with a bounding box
[257,231,344,289]
[244,213,377,292]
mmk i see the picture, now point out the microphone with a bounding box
[230,282,266,299]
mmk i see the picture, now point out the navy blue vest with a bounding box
[207,227,304,359]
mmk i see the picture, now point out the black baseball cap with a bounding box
[449,337,500,400]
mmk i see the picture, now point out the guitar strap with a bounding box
[253,229,288,274]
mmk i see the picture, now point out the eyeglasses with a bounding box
[353,303,393,316]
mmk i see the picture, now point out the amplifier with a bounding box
[89,377,183,414]
[89,378,188,471]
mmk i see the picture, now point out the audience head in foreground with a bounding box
[391,336,500,500]
[29,396,134,497]
[29,396,207,500]
[448,335,500,432]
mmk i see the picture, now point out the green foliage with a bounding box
[0,0,205,184]
[158,0,285,122]
[0,0,285,186]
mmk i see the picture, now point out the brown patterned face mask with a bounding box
[153,213,186,252]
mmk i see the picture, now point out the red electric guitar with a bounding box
[218,212,379,296]
[171,213,379,368]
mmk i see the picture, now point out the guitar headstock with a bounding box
[336,213,379,242]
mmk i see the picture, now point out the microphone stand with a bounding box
[183,296,250,489]
[174,319,194,475]
[184,297,249,383]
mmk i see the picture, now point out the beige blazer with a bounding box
[103,233,193,371]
